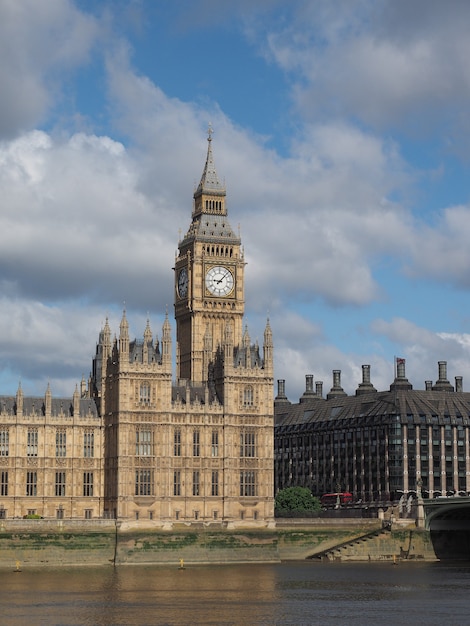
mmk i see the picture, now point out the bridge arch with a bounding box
[424,497,470,559]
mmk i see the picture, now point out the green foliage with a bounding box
[275,487,321,514]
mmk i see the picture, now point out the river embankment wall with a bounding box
[0,519,437,567]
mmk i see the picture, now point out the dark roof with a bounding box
[0,396,99,418]
[275,389,470,431]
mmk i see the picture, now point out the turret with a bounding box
[15,382,23,417]
[92,317,112,403]
[161,311,172,370]
[45,383,52,418]
[119,310,129,359]
[80,375,87,397]
[263,318,273,374]
[73,384,80,417]
[143,318,152,363]
[242,326,251,368]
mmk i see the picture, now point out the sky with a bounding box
[2,0,470,402]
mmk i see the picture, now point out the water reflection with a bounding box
[2,561,470,625]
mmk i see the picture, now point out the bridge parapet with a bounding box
[424,496,470,530]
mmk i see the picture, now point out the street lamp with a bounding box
[335,482,341,510]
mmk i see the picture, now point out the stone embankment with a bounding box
[0,518,437,567]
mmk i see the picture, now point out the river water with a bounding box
[1,561,469,625]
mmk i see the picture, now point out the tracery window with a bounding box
[0,430,9,456]
[193,430,200,457]
[211,471,219,496]
[240,471,256,497]
[1,471,8,496]
[55,471,66,497]
[243,386,254,406]
[135,469,153,496]
[26,471,37,496]
[83,472,94,496]
[56,430,66,457]
[193,470,200,496]
[139,382,151,404]
[136,430,152,456]
[211,430,219,457]
[240,432,256,458]
[174,429,181,456]
[84,431,94,458]
[27,429,38,457]
[174,470,181,496]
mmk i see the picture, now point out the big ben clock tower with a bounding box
[175,128,245,385]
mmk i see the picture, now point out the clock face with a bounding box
[177,268,188,298]
[205,265,234,297]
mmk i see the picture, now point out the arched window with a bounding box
[243,386,254,406]
[139,382,150,404]
[136,430,152,456]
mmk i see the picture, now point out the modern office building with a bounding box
[275,361,470,503]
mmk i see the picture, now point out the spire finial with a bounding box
[208,123,213,142]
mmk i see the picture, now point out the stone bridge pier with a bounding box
[424,496,470,559]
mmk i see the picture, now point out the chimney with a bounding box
[327,370,347,400]
[315,381,323,398]
[425,380,432,391]
[356,364,377,396]
[300,374,317,403]
[390,358,413,391]
[274,379,290,406]
[455,376,463,393]
[432,361,454,392]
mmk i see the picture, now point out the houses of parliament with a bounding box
[3,130,470,526]
[0,132,276,527]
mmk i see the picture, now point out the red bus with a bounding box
[321,492,353,508]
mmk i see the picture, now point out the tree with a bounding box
[275,487,321,515]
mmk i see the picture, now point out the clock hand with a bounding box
[215,271,230,284]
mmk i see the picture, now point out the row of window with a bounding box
[0,471,94,497]
[134,469,257,498]
[0,509,94,520]
[135,429,256,458]
[138,382,255,406]
[134,430,258,458]
[0,430,94,458]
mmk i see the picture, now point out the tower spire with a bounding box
[195,125,225,197]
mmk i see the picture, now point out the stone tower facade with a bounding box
[0,132,274,526]
[94,131,275,527]
[175,126,245,385]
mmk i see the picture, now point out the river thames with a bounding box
[1,561,469,625]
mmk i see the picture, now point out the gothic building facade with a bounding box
[0,133,275,527]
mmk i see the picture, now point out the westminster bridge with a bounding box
[423,496,470,559]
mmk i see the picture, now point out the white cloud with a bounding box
[1,0,469,404]
[408,205,470,288]
[0,0,98,138]
[263,0,470,141]
[371,317,470,389]
[0,129,177,308]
